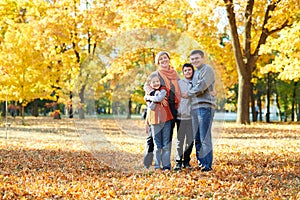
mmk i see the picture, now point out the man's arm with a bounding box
[188,66,215,96]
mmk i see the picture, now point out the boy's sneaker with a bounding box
[173,163,182,171]
[183,163,192,169]
[144,165,150,169]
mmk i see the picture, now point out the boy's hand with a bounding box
[210,89,217,96]
[181,92,188,98]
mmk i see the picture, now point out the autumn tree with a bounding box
[0,0,53,124]
[39,0,120,119]
[193,0,299,124]
[260,20,300,121]
[225,0,300,123]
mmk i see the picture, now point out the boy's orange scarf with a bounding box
[158,67,181,106]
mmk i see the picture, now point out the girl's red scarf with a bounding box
[158,67,181,108]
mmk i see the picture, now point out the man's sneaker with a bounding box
[163,166,171,170]
[201,167,212,172]
[173,163,182,171]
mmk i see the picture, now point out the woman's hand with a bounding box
[161,97,168,106]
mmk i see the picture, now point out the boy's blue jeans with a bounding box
[192,107,215,169]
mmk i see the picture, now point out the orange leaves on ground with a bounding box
[0,118,299,199]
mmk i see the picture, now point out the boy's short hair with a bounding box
[182,63,194,74]
[190,50,204,58]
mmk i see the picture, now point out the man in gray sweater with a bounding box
[184,50,216,172]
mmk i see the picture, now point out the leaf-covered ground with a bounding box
[0,117,299,199]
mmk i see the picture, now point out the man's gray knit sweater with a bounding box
[188,64,216,109]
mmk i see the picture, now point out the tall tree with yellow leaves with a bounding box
[193,0,299,124]
[40,0,120,119]
[0,0,51,124]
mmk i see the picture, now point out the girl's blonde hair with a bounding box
[146,71,160,85]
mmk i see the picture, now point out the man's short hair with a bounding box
[190,50,204,58]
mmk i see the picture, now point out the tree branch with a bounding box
[269,19,292,35]
[224,0,246,75]
[251,0,287,70]
[244,0,254,64]
[154,0,167,11]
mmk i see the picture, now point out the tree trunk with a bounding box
[283,99,288,122]
[250,82,257,122]
[1,102,6,117]
[266,73,271,123]
[236,73,251,124]
[298,95,300,121]
[21,105,25,125]
[69,92,73,118]
[291,81,297,121]
[127,97,132,119]
[274,81,282,121]
[275,93,282,122]
[224,0,253,124]
[79,85,86,119]
[32,99,39,117]
[257,95,263,122]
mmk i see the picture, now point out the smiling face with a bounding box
[183,66,194,80]
[190,53,204,69]
[158,54,170,69]
[150,76,161,90]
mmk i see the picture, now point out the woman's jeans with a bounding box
[192,107,215,169]
[151,121,171,170]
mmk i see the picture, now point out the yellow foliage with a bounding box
[260,21,300,81]
[0,0,299,115]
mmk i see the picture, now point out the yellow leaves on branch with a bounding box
[0,21,50,102]
[260,21,300,81]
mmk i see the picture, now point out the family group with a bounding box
[143,50,216,172]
